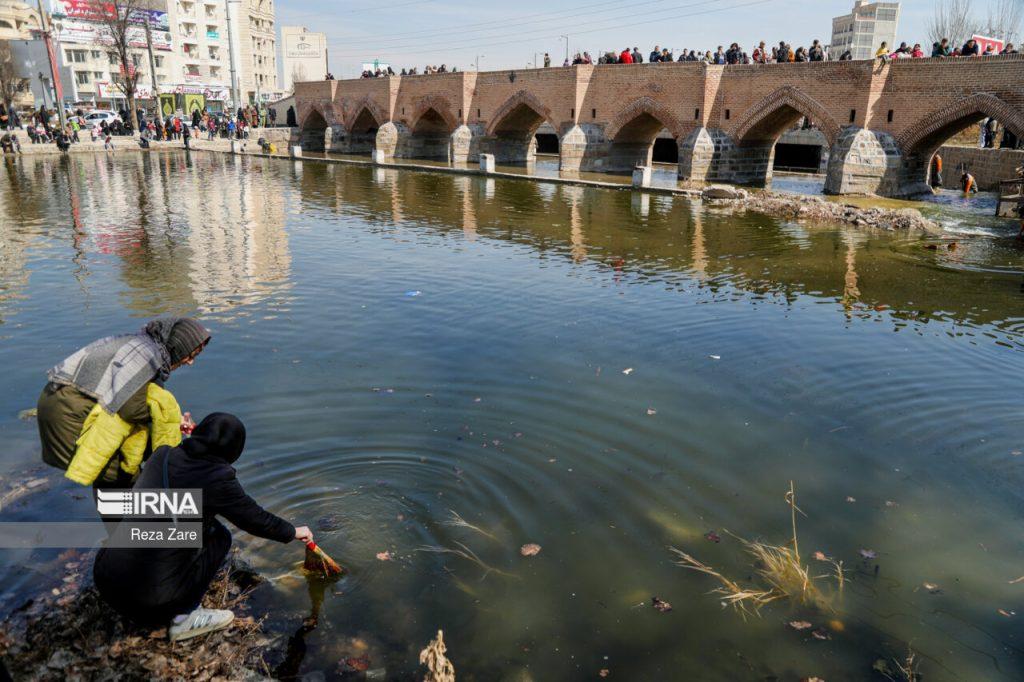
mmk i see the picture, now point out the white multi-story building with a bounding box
[233,0,279,102]
[164,0,232,112]
[280,25,325,93]
[12,1,174,111]
[831,1,901,60]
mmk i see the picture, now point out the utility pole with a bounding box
[224,0,241,110]
[474,54,483,72]
[144,16,159,100]
[561,34,569,63]
[36,0,66,130]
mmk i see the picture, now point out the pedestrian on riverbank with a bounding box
[286,106,297,127]
[92,413,314,641]
[36,317,209,487]
[183,123,191,150]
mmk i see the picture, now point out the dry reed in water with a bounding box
[671,481,844,616]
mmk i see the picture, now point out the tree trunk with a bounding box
[127,92,139,133]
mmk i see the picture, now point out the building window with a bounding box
[91,50,101,59]
[75,71,90,85]
[154,56,164,67]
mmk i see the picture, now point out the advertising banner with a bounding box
[972,34,1005,54]
[184,93,205,114]
[159,93,175,116]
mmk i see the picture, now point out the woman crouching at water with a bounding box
[37,317,209,487]
[94,413,313,641]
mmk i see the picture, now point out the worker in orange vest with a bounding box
[960,170,978,194]
[930,154,943,189]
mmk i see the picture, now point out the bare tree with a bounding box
[0,41,30,118]
[928,0,976,48]
[980,0,1024,43]
[96,0,154,133]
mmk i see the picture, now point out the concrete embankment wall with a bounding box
[937,145,1024,190]
[3,128,294,157]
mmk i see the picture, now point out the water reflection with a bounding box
[0,153,292,321]
[289,158,1023,342]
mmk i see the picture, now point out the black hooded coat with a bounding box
[94,413,294,624]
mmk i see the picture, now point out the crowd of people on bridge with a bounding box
[359,64,461,78]
[567,36,1018,66]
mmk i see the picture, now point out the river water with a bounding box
[1,151,1024,681]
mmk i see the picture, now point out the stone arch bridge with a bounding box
[293,57,1024,197]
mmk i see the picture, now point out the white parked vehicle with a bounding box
[83,111,122,126]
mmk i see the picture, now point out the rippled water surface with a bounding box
[2,151,1024,681]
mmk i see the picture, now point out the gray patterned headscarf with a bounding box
[46,319,184,414]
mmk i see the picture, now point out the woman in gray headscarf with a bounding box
[37,317,210,486]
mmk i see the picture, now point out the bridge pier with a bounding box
[823,128,902,196]
[451,124,483,164]
[375,122,410,160]
[483,133,538,166]
[678,127,732,183]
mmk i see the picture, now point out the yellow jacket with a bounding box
[65,384,183,485]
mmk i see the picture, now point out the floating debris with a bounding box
[419,630,455,682]
[651,597,673,613]
[520,543,541,557]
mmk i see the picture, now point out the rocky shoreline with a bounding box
[700,185,941,233]
[0,550,276,681]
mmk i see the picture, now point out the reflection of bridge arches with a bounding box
[485,90,557,164]
[730,86,841,187]
[299,107,329,152]
[605,98,685,172]
[897,93,1024,188]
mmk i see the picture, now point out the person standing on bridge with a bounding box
[619,48,633,64]
[932,39,951,57]
[544,53,551,68]
[809,40,825,61]
[650,46,662,63]
[961,38,980,56]
[632,47,643,63]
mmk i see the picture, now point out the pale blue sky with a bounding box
[277,0,1011,78]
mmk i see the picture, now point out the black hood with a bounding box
[182,412,246,463]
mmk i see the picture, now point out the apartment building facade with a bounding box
[830,0,901,60]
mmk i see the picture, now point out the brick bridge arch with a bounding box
[604,97,687,171]
[344,96,387,132]
[484,90,558,164]
[485,90,557,137]
[732,86,842,147]
[605,97,686,142]
[409,94,458,133]
[897,92,1024,155]
[297,105,331,151]
[400,95,460,161]
[895,93,1024,193]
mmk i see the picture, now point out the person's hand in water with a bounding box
[180,411,196,435]
[294,526,314,543]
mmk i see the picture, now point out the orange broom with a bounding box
[304,540,345,577]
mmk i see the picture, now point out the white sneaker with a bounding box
[168,607,235,642]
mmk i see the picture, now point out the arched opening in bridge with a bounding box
[299,109,328,152]
[905,116,1022,197]
[409,108,454,160]
[652,134,679,164]
[534,123,560,156]
[489,102,549,165]
[348,108,379,155]
[734,105,828,193]
[608,113,676,173]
